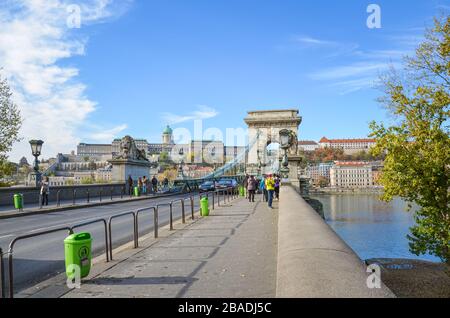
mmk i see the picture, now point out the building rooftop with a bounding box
[334,161,380,167]
[298,140,318,145]
[163,125,173,134]
[319,137,376,144]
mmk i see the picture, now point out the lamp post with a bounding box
[279,130,292,181]
[29,140,44,187]
[177,160,185,180]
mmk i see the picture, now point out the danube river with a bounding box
[310,194,440,262]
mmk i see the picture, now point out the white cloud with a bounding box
[306,30,423,94]
[0,0,132,162]
[293,36,338,47]
[161,105,219,125]
[89,124,128,142]
[291,35,360,58]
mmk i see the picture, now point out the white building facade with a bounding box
[319,137,376,154]
[298,140,319,152]
[306,163,333,185]
[330,161,375,188]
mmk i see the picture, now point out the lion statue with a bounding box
[116,136,149,161]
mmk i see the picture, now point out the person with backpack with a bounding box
[265,174,275,208]
[247,175,257,203]
[274,175,280,200]
[259,176,267,202]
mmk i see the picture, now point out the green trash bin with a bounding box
[64,232,92,280]
[13,194,23,210]
[134,186,140,197]
[239,186,245,197]
[200,197,209,217]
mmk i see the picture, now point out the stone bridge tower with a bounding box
[244,109,303,184]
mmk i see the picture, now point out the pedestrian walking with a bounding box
[151,175,158,193]
[128,175,133,196]
[259,176,267,202]
[138,177,143,195]
[243,174,249,198]
[163,177,169,188]
[265,174,275,208]
[247,175,257,202]
[274,175,280,200]
[142,176,148,195]
[40,176,50,206]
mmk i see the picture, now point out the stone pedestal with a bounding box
[27,171,42,187]
[286,155,303,189]
[110,159,151,184]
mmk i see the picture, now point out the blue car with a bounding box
[199,181,216,193]
[215,179,238,190]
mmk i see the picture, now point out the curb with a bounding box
[0,192,190,220]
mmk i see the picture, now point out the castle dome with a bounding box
[163,125,173,134]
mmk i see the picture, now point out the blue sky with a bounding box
[1,0,449,161]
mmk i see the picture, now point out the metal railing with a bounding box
[0,248,5,299]
[3,187,239,298]
[171,199,186,224]
[108,211,137,261]
[184,196,195,220]
[56,190,62,207]
[136,206,158,240]
[70,219,109,263]
[156,203,173,231]
[7,226,73,298]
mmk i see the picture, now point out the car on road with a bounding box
[215,179,238,190]
[199,181,216,192]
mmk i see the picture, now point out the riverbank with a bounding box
[310,187,384,195]
[366,258,450,298]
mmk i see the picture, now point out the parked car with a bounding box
[199,181,216,193]
[215,179,238,190]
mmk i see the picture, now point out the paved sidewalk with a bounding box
[63,197,278,298]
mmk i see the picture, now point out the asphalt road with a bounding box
[0,192,205,296]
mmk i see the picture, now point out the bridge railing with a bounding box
[1,186,239,298]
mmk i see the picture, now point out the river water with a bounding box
[310,194,441,262]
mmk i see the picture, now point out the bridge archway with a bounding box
[244,109,302,176]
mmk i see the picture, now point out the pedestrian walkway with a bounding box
[63,197,278,298]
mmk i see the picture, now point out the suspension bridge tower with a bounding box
[244,109,303,184]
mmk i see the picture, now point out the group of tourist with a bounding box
[242,174,280,209]
[127,175,170,195]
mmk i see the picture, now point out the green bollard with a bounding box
[200,197,209,216]
[64,232,92,280]
[239,186,245,197]
[134,186,140,197]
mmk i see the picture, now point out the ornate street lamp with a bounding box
[177,159,185,180]
[29,140,44,187]
[279,129,293,180]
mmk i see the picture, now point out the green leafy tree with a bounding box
[159,151,170,162]
[370,17,450,264]
[0,73,22,174]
